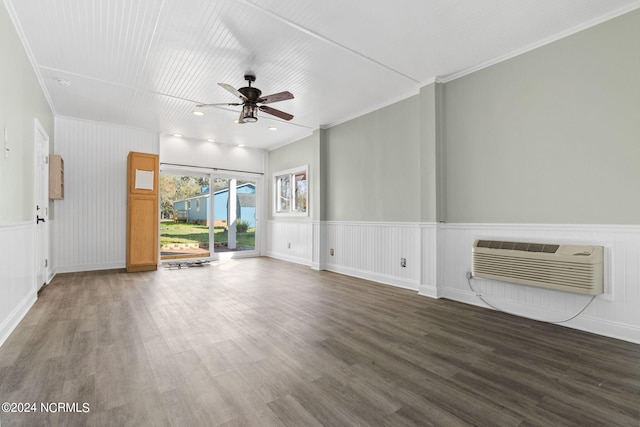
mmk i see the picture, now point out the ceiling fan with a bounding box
[197,74,294,123]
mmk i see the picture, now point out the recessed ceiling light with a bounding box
[193,111,204,116]
[57,78,71,87]
[237,144,245,147]
[207,139,215,142]
[173,133,183,137]
[234,120,239,124]
[268,126,277,131]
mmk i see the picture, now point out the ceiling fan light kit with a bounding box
[241,104,258,123]
[198,74,294,124]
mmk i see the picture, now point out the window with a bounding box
[273,166,308,216]
[196,199,200,211]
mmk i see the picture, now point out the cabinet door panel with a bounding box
[128,152,159,195]
[127,195,158,270]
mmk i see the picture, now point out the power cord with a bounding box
[466,272,596,324]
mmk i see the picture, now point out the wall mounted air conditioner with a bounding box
[472,240,603,295]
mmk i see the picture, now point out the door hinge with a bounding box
[45,155,49,164]
[45,259,48,268]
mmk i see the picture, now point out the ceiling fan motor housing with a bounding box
[239,86,262,101]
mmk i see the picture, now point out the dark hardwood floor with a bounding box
[0,257,638,426]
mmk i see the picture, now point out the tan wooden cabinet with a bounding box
[49,154,64,200]
[126,151,159,272]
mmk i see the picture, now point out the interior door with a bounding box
[34,119,49,289]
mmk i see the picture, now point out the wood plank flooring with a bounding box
[0,257,639,426]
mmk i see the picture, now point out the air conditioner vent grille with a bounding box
[472,240,603,295]
[476,240,560,254]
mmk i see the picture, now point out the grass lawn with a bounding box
[160,221,255,247]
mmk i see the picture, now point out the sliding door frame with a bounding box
[159,164,264,262]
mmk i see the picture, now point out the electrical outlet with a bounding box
[330,248,334,256]
[400,258,407,268]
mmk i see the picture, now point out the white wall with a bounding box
[0,2,53,347]
[53,117,158,273]
[0,223,36,346]
[160,134,265,173]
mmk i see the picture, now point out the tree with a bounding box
[160,174,209,219]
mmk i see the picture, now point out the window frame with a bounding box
[272,165,309,217]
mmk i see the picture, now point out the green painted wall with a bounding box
[0,3,54,223]
[323,96,421,222]
[419,83,442,223]
[271,9,640,226]
[443,9,640,224]
[268,130,321,221]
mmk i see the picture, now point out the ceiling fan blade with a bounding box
[259,91,294,104]
[259,105,294,121]
[196,102,242,107]
[237,109,246,124]
[219,82,246,100]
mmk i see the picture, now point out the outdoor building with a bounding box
[173,183,256,227]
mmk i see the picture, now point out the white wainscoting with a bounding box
[323,221,423,291]
[0,222,37,347]
[54,117,159,273]
[266,220,314,265]
[47,218,56,283]
[267,220,437,292]
[438,223,640,344]
[419,223,438,297]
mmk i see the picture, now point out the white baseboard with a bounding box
[418,285,440,299]
[324,262,419,291]
[0,290,36,348]
[265,251,311,267]
[56,261,125,274]
[310,261,324,271]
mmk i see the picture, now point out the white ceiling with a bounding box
[6,0,640,150]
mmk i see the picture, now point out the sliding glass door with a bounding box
[211,178,257,254]
[160,167,260,261]
[160,172,211,260]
